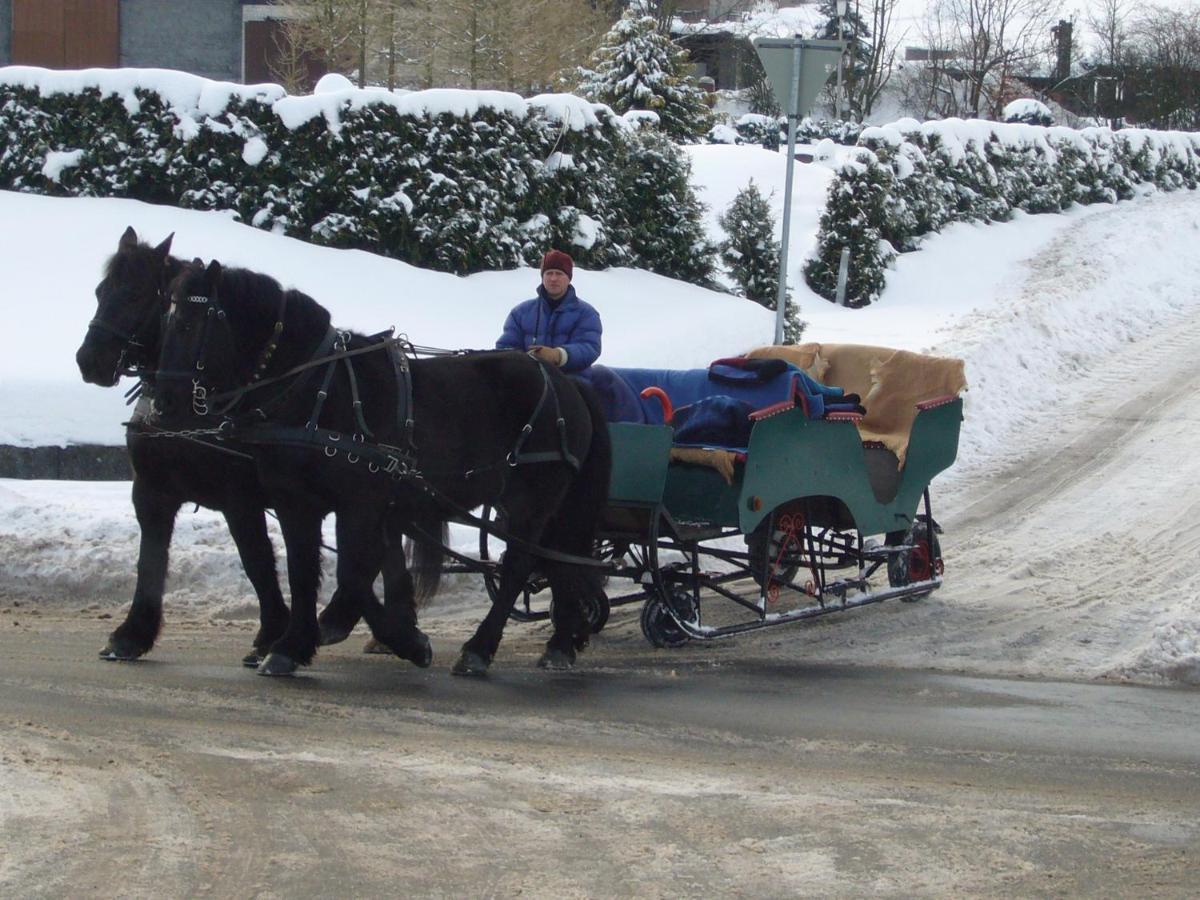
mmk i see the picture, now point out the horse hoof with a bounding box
[318,623,353,647]
[257,653,298,677]
[242,651,264,668]
[537,648,576,671]
[451,651,489,677]
[99,644,143,662]
[410,634,433,669]
[361,637,391,655]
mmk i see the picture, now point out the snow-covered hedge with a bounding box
[806,118,1200,305]
[0,67,712,281]
[708,114,863,150]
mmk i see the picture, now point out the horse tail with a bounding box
[406,516,447,606]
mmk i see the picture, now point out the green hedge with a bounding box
[0,69,712,282]
[805,119,1200,305]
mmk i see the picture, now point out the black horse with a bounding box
[74,228,427,668]
[153,258,611,677]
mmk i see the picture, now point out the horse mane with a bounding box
[215,265,334,359]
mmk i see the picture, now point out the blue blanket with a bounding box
[582,360,858,452]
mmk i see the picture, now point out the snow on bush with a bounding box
[807,118,1200,305]
[709,114,864,150]
[1003,98,1053,126]
[0,65,713,281]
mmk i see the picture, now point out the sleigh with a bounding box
[479,343,966,647]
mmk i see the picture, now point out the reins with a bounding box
[150,280,598,567]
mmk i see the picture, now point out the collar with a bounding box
[537,283,576,309]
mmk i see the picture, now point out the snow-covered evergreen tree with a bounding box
[615,128,715,282]
[718,180,802,342]
[574,12,713,142]
[804,148,895,306]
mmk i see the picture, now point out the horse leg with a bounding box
[258,500,324,677]
[344,514,406,654]
[319,510,412,650]
[317,586,363,648]
[339,512,432,668]
[222,504,289,668]
[101,479,180,661]
[452,500,550,676]
[537,559,597,671]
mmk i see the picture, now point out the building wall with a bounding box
[119,0,242,81]
[1,1,13,65]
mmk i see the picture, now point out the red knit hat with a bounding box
[540,249,573,280]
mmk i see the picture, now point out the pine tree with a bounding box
[718,181,803,343]
[574,12,713,142]
[614,128,715,283]
[804,148,895,306]
[817,0,872,121]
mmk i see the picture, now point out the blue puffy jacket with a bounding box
[495,285,602,374]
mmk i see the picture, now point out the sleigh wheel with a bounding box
[886,517,942,599]
[745,514,801,589]
[545,587,610,634]
[640,588,696,649]
[479,506,551,622]
[582,589,610,633]
[481,506,609,629]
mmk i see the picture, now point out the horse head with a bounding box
[155,257,249,423]
[76,226,177,387]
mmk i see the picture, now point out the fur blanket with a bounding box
[747,343,967,467]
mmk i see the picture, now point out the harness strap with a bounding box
[220,325,339,423]
[406,509,610,569]
[508,362,581,472]
[386,339,416,451]
[250,290,287,382]
[343,355,373,439]
[234,423,417,477]
[306,335,341,432]
[208,332,404,408]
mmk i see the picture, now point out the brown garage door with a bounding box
[12,0,119,69]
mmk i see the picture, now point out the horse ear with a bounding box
[155,232,174,259]
[205,259,223,284]
[119,226,138,251]
[192,257,204,267]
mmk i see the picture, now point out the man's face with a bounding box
[542,268,570,300]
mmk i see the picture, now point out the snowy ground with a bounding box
[2,152,1199,686]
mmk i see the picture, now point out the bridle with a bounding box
[157,278,287,419]
[86,286,168,378]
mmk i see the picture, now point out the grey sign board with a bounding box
[753,37,843,118]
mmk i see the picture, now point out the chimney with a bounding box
[1051,20,1072,83]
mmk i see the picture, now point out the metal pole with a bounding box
[835,8,844,120]
[773,39,803,346]
[835,246,851,306]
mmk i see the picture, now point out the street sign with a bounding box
[753,37,843,120]
[751,37,845,344]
